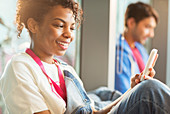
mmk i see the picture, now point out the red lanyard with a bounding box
[25,48,67,103]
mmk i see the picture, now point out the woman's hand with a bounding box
[131,68,156,88]
[91,68,156,114]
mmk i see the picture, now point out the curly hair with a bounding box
[125,2,159,28]
[16,0,83,38]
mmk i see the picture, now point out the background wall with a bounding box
[151,0,169,84]
[81,0,110,91]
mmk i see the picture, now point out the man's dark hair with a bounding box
[125,2,159,28]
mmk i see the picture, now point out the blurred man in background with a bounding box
[115,2,159,93]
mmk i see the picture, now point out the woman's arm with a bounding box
[92,88,131,114]
[34,110,51,114]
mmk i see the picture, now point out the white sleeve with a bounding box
[0,60,49,114]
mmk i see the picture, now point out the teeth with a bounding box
[66,39,71,42]
[58,41,69,46]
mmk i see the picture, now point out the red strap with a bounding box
[25,48,67,103]
[54,59,67,99]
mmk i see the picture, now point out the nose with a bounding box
[63,28,72,38]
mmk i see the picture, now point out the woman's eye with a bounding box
[53,24,63,28]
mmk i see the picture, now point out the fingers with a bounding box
[148,68,156,78]
[131,74,139,82]
[131,74,140,88]
[131,68,156,89]
[135,78,140,84]
[144,75,152,80]
[141,68,155,80]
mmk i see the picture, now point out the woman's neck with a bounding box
[30,46,54,64]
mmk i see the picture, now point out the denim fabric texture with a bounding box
[88,87,122,110]
[64,70,92,114]
[109,79,170,114]
[62,63,170,114]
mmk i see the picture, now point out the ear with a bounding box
[126,17,136,29]
[27,18,39,33]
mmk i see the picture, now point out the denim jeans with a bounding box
[109,79,170,114]
[88,87,122,110]
[64,70,170,114]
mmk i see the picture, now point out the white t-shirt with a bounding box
[0,52,84,114]
[42,61,60,86]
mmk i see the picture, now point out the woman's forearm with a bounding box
[34,110,51,114]
[94,88,132,114]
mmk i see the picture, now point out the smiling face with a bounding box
[28,5,75,63]
[131,16,156,45]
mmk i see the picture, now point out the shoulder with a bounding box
[55,58,82,82]
[1,53,33,72]
[1,52,40,82]
[55,57,68,66]
[1,52,39,77]
[116,36,132,55]
[5,53,39,73]
[54,57,74,71]
[11,52,34,64]
[135,42,145,49]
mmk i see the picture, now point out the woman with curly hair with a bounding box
[0,0,170,114]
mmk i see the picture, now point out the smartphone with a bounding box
[140,49,158,81]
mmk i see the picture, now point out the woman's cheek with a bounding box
[53,29,63,37]
[71,32,75,42]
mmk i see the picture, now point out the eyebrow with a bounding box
[54,18,65,23]
[53,18,75,25]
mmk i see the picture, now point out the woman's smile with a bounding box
[56,39,71,50]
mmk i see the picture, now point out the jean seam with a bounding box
[126,98,168,114]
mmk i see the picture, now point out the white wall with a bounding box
[107,0,117,90]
